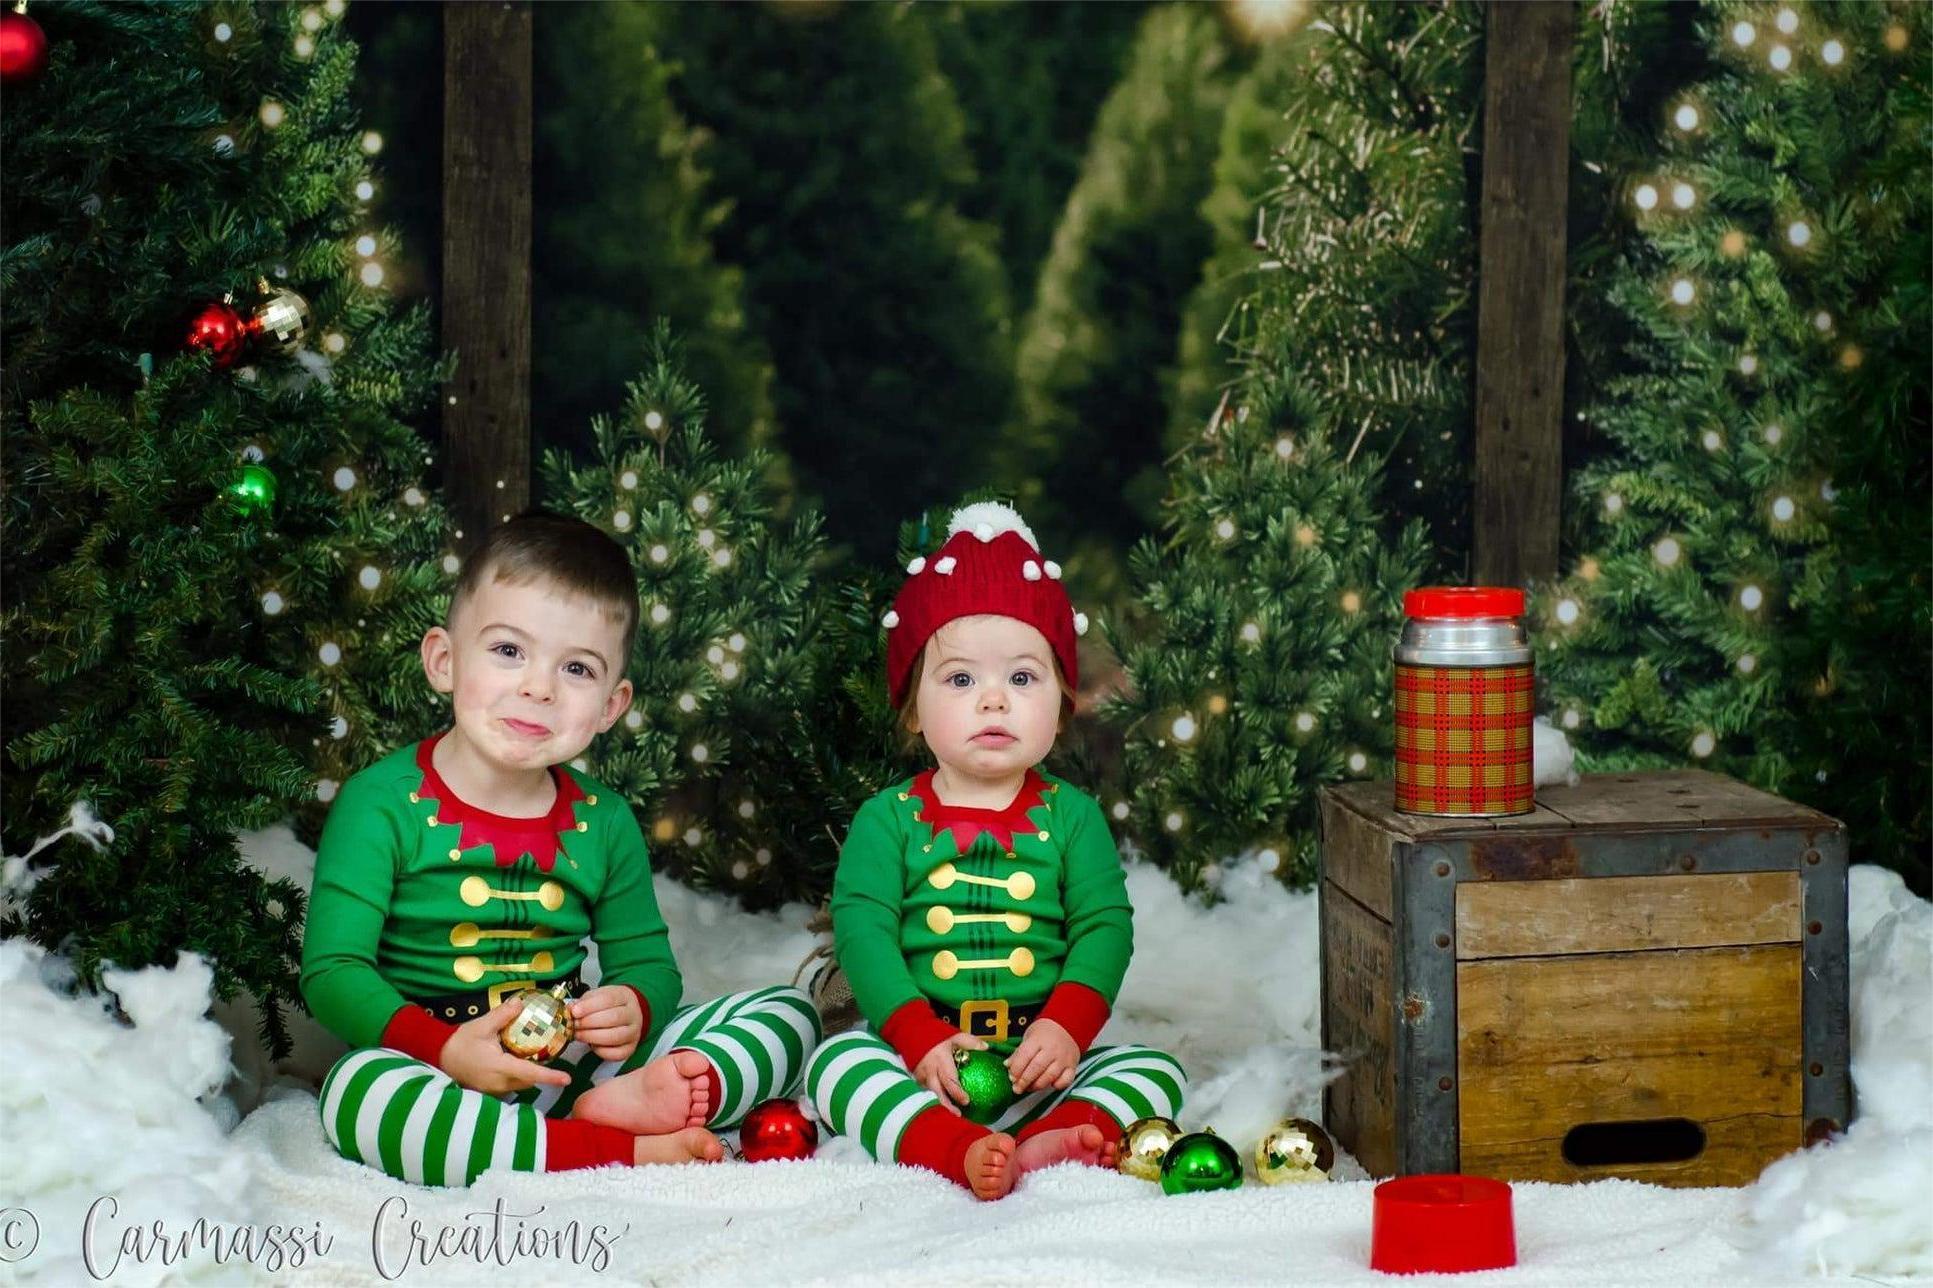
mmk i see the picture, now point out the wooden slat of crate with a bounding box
[1456,872,1801,959]
[1322,883,1396,1178]
[1457,943,1804,1186]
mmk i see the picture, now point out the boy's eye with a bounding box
[490,642,521,660]
[944,672,973,688]
[565,661,595,679]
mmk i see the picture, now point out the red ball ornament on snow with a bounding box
[185,300,248,368]
[0,8,49,83]
[737,1098,818,1163]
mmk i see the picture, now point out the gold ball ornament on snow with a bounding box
[1118,1115,1185,1182]
[499,983,575,1062]
[1254,1117,1335,1185]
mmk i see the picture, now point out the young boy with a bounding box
[302,512,820,1185]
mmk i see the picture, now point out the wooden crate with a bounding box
[1318,770,1850,1187]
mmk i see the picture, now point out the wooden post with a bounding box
[1472,1,1572,588]
[442,2,533,549]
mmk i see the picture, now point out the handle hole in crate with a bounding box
[1561,1118,1706,1167]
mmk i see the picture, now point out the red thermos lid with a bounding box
[1402,586,1525,620]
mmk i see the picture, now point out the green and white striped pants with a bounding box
[804,1028,1185,1162]
[318,985,820,1186]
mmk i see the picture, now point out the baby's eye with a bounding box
[490,642,521,661]
[1009,669,1038,688]
[944,672,974,689]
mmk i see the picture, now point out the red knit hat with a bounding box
[883,502,1085,708]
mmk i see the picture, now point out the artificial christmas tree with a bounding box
[1537,0,1931,890]
[540,323,914,907]
[2,0,447,1055]
[1107,386,1429,891]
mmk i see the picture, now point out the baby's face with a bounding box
[911,615,1061,782]
[422,572,632,774]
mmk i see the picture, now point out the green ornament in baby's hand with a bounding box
[953,1047,1016,1124]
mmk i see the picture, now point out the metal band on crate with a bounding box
[1393,663,1534,816]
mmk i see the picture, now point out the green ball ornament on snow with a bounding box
[953,1047,1015,1125]
[1159,1129,1243,1195]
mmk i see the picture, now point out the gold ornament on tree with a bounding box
[250,280,312,353]
[1255,1116,1335,1184]
[1117,1115,1184,1182]
[500,983,575,1062]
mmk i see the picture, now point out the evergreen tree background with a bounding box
[538,324,914,908]
[1234,1,1486,568]
[1,0,447,1055]
[1536,0,1931,892]
[1106,389,1431,892]
[532,2,778,470]
[646,0,1015,561]
[995,4,1242,605]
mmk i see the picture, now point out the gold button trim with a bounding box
[926,863,1035,901]
[931,946,1034,981]
[452,949,555,984]
[576,821,589,832]
[459,875,566,911]
[586,794,598,806]
[408,792,420,803]
[450,922,543,948]
[927,906,1031,935]
[898,792,910,802]
[1037,831,1050,842]
[448,848,462,861]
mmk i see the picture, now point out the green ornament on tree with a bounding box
[229,463,277,515]
[953,1047,1015,1125]
[1159,1129,1243,1195]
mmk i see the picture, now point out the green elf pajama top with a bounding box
[831,766,1132,1066]
[302,731,683,1064]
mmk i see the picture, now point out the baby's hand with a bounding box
[1006,1018,1078,1094]
[438,1000,576,1095]
[913,1032,989,1112]
[569,985,643,1063]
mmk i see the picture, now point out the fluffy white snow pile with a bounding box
[1738,864,1933,1279]
[2,825,1927,1285]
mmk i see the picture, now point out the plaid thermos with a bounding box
[1394,587,1534,817]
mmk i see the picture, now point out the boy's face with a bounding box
[909,614,1061,782]
[421,571,633,774]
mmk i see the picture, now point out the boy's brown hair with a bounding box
[450,510,638,672]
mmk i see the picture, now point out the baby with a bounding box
[804,502,1185,1198]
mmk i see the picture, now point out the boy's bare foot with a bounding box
[632,1126,725,1166]
[572,1050,714,1134]
[964,1132,1018,1201]
[1013,1124,1118,1177]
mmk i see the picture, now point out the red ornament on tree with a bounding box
[0,6,48,83]
[185,299,248,369]
[737,1098,818,1163]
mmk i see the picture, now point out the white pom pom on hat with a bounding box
[946,501,1039,552]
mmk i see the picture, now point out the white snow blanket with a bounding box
[2,841,1927,1286]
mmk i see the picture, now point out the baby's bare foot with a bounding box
[632,1126,725,1166]
[1014,1124,1118,1177]
[572,1050,714,1134]
[964,1132,1018,1201]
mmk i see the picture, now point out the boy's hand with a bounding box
[1006,1018,1078,1094]
[913,1032,989,1113]
[569,985,643,1063]
[438,1000,576,1095]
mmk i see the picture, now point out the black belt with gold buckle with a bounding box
[412,970,584,1024]
[936,998,1044,1044]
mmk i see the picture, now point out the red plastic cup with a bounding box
[1370,1174,1516,1275]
